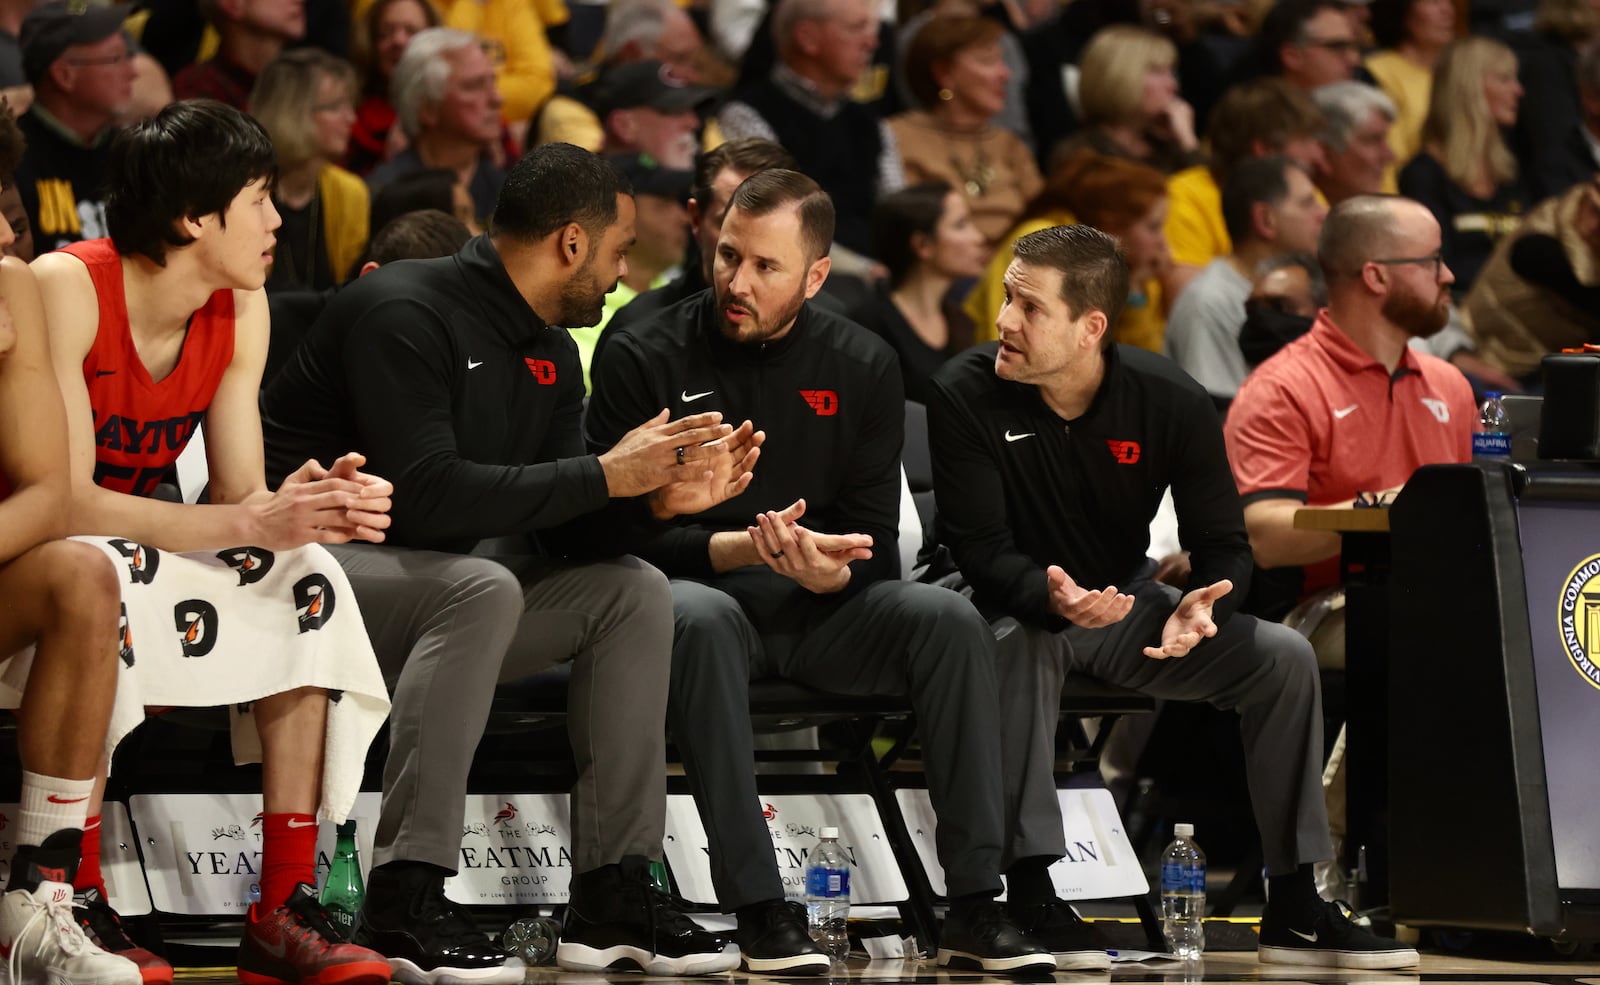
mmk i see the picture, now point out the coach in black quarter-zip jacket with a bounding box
[926,223,1418,971]
[586,169,1068,978]
[262,144,750,980]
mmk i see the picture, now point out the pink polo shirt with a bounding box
[1224,310,1474,592]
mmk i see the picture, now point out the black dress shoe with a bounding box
[1007,898,1110,970]
[733,900,832,974]
[936,901,1057,975]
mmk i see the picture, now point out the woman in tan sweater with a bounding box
[888,15,1042,246]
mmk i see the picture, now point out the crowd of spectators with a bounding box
[0,0,1585,371]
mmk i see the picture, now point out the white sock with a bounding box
[18,770,93,848]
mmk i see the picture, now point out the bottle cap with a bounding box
[1174,823,1194,838]
[1485,391,1501,399]
[820,826,840,839]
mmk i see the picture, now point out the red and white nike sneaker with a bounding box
[0,881,141,985]
[237,883,391,985]
[72,887,173,985]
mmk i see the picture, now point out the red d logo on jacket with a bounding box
[800,390,838,416]
[1106,439,1141,464]
[525,358,557,384]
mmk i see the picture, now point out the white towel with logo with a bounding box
[0,538,390,823]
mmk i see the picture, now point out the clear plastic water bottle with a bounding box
[804,827,850,961]
[1473,391,1511,460]
[1160,823,1206,959]
[501,915,561,965]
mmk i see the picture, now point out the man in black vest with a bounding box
[714,0,902,264]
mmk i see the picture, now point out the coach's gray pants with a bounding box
[327,543,672,875]
[994,581,1333,876]
[668,573,1006,910]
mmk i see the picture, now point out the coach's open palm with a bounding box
[1144,580,1234,659]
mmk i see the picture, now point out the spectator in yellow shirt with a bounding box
[1363,0,1455,183]
[1164,78,1325,300]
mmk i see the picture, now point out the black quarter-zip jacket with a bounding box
[584,289,904,598]
[261,235,608,553]
[925,342,1252,633]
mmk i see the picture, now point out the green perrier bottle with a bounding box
[319,820,365,936]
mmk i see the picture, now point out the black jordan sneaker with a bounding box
[352,874,522,985]
[555,857,739,976]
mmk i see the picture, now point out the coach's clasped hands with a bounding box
[749,498,873,594]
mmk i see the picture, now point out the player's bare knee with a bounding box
[40,541,122,639]
[44,540,119,609]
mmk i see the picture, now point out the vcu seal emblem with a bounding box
[1558,553,1600,689]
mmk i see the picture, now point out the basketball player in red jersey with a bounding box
[32,100,395,985]
[0,202,144,985]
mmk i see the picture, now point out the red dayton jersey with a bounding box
[67,239,236,498]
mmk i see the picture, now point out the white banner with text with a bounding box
[663,793,908,907]
[896,787,1146,900]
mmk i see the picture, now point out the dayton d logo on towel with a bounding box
[294,575,336,633]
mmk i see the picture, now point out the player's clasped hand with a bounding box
[260,452,394,548]
[599,409,737,498]
[1143,579,1234,659]
[1047,565,1134,628]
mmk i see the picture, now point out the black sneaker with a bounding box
[1007,898,1111,971]
[555,857,739,976]
[1259,900,1420,969]
[936,900,1057,975]
[74,887,175,984]
[352,874,522,985]
[733,900,832,974]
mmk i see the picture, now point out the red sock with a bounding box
[258,813,317,912]
[73,815,104,895]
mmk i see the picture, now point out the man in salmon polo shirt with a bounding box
[1223,193,1474,890]
[1224,194,1474,601]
